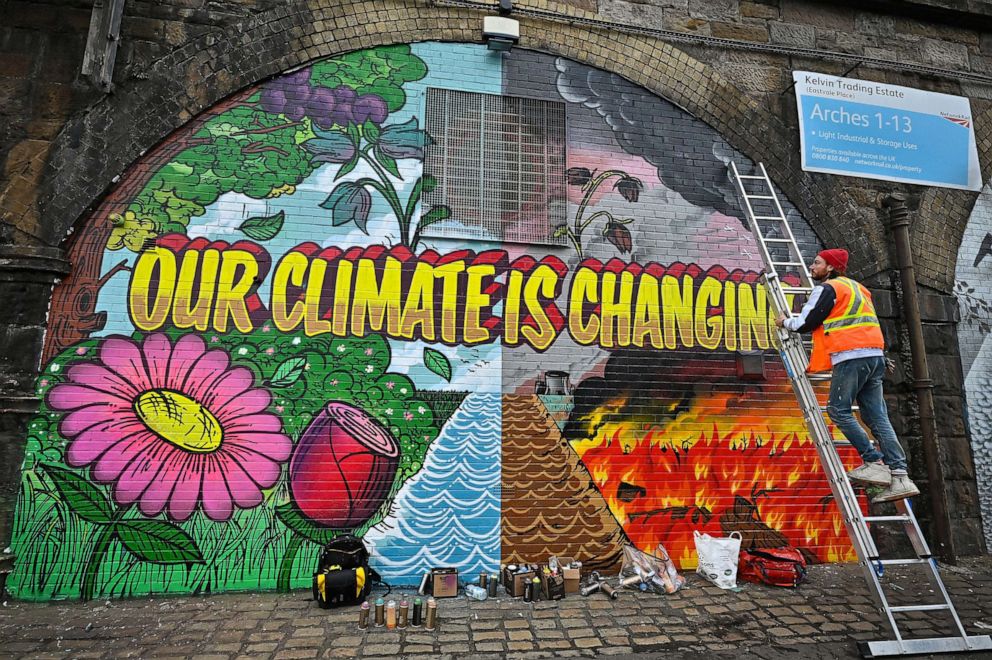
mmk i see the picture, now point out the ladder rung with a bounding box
[875,558,931,566]
[772,261,805,267]
[888,604,951,613]
[864,515,912,523]
[754,215,785,220]
[808,373,831,381]
[763,238,793,243]
[782,287,811,294]
[735,175,767,180]
[747,194,777,200]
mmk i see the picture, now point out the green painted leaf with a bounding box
[552,224,569,238]
[334,156,359,181]
[270,357,307,388]
[237,210,285,241]
[421,174,437,194]
[419,206,451,229]
[42,463,114,524]
[423,347,452,382]
[363,120,381,143]
[114,519,204,564]
[275,502,339,544]
[377,153,401,179]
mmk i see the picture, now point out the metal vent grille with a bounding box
[423,88,567,244]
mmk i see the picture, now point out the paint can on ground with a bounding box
[374,597,385,627]
[412,597,423,627]
[425,597,437,630]
[385,600,397,629]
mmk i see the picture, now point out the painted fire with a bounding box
[570,379,868,568]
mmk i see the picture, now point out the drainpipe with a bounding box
[881,193,956,564]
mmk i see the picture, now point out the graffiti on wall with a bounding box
[955,182,992,550]
[13,43,862,601]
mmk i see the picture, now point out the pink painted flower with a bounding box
[46,333,291,522]
[385,381,395,390]
[404,411,414,421]
[365,348,374,356]
[75,347,88,355]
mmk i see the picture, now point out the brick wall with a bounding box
[1,0,990,596]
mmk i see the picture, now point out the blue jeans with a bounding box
[826,356,908,472]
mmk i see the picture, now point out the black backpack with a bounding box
[312,534,384,608]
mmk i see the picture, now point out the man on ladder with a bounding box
[774,247,920,503]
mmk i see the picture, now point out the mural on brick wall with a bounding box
[12,43,864,601]
[955,182,992,550]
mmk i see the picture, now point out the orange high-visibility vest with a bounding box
[807,277,885,373]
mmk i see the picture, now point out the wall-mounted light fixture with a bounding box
[484,0,519,52]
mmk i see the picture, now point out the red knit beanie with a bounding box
[818,248,848,274]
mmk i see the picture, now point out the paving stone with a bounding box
[474,642,504,652]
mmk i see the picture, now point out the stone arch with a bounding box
[39,0,871,276]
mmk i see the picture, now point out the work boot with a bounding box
[871,475,920,503]
[847,461,891,486]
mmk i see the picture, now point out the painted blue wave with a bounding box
[363,392,501,585]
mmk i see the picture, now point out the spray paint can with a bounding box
[374,597,385,626]
[398,598,409,629]
[479,572,488,589]
[523,579,533,602]
[417,571,430,596]
[620,574,643,587]
[412,597,423,627]
[487,573,499,597]
[385,600,397,629]
[600,581,619,600]
[425,597,437,631]
[358,601,370,630]
[531,576,543,602]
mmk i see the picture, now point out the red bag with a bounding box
[738,547,807,587]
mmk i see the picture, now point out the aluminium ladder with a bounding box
[729,161,992,658]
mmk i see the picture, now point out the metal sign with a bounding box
[793,71,982,191]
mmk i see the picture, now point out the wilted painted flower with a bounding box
[290,402,400,528]
[320,182,373,231]
[566,167,593,187]
[376,118,431,160]
[604,221,633,254]
[614,176,643,202]
[46,333,291,521]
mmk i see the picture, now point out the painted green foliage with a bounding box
[11,45,469,601]
[108,44,439,252]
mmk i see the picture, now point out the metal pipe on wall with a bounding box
[881,192,956,564]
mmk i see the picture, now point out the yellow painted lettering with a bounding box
[351,257,402,337]
[212,250,258,333]
[632,273,663,349]
[520,264,560,351]
[463,263,494,344]
[173,249,219,331]
[569,267,601,345]
[695,276,722,350]
[400,261,435,341]
[661,275,694,349]
[128,247,177,332]
[271,251,309,333]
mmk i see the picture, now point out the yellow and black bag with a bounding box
[311,535,382,608]
[313,565,371,608]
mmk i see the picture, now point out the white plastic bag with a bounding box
[693,530,742,589]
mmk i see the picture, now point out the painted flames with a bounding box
[571,381,866,568]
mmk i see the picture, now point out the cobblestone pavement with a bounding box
[2,557,992,659]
